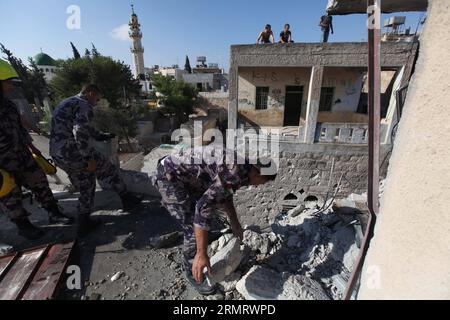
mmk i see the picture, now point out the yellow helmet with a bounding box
[0,169,17,198]
[32,153,57,175]
[0,59,19,81]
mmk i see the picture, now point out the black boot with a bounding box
[120,193,143,211]
[13,217,45,240]
[47,202,74,225]
[77,214,101,238]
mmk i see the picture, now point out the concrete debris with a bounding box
[219,271,242,293]
[0,243,14,257]
[206,237,245,285]
[236,266,330,300]
[242,230,272,256]
[233,189,368,300]
[287,204,305,218]
[111,271,124,282]
[149,231,183,249]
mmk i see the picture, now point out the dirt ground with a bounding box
[0,189,209,300]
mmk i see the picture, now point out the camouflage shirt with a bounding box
[159,145,251,230]
[0,98,32,171]
[50,95,105,164]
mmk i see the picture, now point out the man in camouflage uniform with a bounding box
[154,145,276,295]
[0,59,72,241]
[50,84,141,237]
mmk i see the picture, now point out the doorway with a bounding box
[284,86,304,126]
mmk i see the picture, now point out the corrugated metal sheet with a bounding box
[0,242,74,300]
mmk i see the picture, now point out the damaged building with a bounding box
[227,41,418,228]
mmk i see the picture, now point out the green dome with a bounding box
[34,53,56,66]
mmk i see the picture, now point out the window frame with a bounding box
[319,87,335,112]
[255,86,270,110]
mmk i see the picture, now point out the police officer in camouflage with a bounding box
[155,145,276,295]
[0,60,72,241]
[50,84,141,237]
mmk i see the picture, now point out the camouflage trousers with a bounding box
[155,161,198,273]
[53,151,126,216]
[0,151,57,220]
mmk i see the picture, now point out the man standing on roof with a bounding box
[257,24,276,44]
[319,12,334,43]
[50,84,142,237]
[280,24,294,43]
[0,59,72,241]
[154,145,277,295]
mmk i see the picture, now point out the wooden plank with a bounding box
[21,242,74,300]
[0,255,17,281]
[0,248,47,300]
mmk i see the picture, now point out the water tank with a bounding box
[197,56,207,63]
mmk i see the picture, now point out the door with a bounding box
[284,86,304,126]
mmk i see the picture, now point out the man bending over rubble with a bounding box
[154,145,277,295]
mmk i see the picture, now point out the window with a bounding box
[319,87,335,112]
[255,87,269,110]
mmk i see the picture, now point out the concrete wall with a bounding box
[229,43,416,131]
[323,67,365,113]
[238,67,311,127]
[183,73,214,91]
[359,0,450,300]
[198,92,229,110]
[237,67,365,127]
[234,143,391,229]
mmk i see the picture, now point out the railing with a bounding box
[315,123,369,144]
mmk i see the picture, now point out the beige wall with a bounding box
[359,0,450,300]
[238,67,365,127]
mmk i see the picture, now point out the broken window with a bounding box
[255,87,269,110]
[319,87,335,112]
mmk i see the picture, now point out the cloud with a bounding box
[110,24,130,41]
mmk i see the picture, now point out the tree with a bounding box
[184,55,192,74]
[0,43,48,104]
[150,73,198,125]
[84,49,91,57]
[70,42,81,59]
[50,55,141,109]
[49,53,142,143]
[91,43,100,57]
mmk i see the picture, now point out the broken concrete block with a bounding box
[206,237,244,285]
[343,243,360,272]
[219,271,242,293]
[111,271,124,282]
[0,243,14,257]
[149,231,183,249]
[243,230,270,255]
[236,266,330,300]
[287,235,301,248]
[120,170,160,197]
[217,233,234,252]
[287,204,305,218]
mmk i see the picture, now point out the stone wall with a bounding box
[234,143,391,229]
[359,0,450,300]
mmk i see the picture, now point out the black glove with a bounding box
[96,133,116,141]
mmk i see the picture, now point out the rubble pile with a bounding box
[204,192,368,300]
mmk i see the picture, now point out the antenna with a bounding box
[131,3,135,14]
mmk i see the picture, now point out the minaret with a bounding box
[129,5,145,80]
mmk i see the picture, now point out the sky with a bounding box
[0,0,426,71]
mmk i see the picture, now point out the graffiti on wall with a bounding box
[252,71,278,82]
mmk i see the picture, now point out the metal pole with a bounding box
[344,0,381,300]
